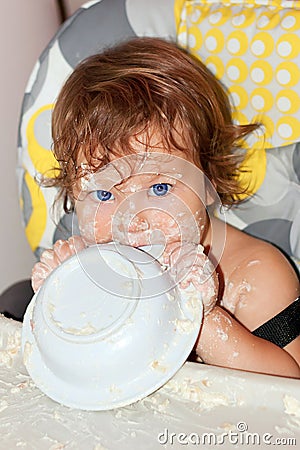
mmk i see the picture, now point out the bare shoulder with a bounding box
[219,224,300,331]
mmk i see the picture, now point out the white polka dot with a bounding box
[231,92,240,107]
[257,15,270,28]
[282,15,296,30]
[251,40,265,56]
[205,36,217,51]
[251,68,265,83]
[278,123,292,138]
[277,96,291,112]
[209,12,222,25]
[227,65,240,81]
[277,41,292,57]
[232,14,245,27]
[227,38,240,54]
[277,69,291,85]
[206,63,217,76]
[180,8,187,21]
[191,10,201,23]
[188,34,197,48]
[252,95,265,110]
[177,32,187,46]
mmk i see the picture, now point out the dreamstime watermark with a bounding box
[157,422,297,446]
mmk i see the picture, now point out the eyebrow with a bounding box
[80,154,187,192]
[113,173,175,192]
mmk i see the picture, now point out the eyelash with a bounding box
[148,183,173,197]
[92,190,115,202]
[91,183,173,202]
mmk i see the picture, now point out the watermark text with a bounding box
[157,422,297,446]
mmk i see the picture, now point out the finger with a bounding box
[53,239,74,262]
[178,267,218,314]
[68,235,86,253]
[39,249,60,269]
[170,242,203,270]
[162,241,181,264]
[31,262,52,293]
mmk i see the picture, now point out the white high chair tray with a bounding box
[1,314,299,450]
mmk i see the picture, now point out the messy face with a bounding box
[72,132,219,253]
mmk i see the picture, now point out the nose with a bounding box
[128,213,150,233]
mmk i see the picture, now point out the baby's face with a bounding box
[73,135,215,249]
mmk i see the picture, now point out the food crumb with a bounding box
[0,400,8,412]
[115,410,122,419]
[274,425,294,435]
[94,444,109,450]
[201,378,211,387]
[150,360,167,373]
[216,328,228,341]
[49,444,66,450]
[283,394,300,417]
[219,422,235,432]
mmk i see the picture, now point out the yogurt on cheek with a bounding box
[76,201,114,245]
[75,175,208,248]
[113,208,205,248]
[76,197,207,248]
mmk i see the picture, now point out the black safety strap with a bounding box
[252,297,300,348]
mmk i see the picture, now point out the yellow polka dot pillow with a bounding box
[176,0,300,264]
[176,0,300,149]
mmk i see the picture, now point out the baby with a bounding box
[32,37,300,378]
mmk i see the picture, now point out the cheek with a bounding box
[75,201,114,244]
[177,190,207,233]
[158,193,206,231]
[93,210,113,244]
[147,207,205,244]
[149,211,177,231]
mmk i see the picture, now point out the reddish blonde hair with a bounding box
[50,37,259,210]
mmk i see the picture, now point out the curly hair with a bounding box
[48,37,259,211]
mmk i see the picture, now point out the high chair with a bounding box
[0,3,300,447]
[1,0,300,319]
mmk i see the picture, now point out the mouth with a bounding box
[118,230,154,248]
[117,229,185,250]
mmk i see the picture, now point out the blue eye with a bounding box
[149,183,172,197]
[94,190,115,202]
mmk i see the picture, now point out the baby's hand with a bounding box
[31,236,86,293]
[163,242,218,315]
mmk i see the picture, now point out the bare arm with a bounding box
[222,240,300,368]
[196,306,300,378]
[169,233,300,377]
